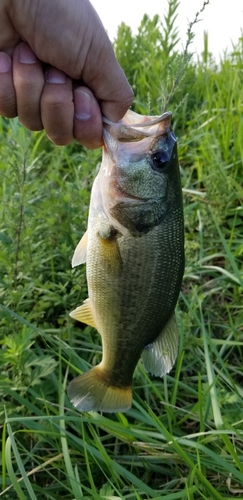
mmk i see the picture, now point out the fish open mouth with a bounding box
[102,110,172,141]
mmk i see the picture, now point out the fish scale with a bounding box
[68,109,184,413]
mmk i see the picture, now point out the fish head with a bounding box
[100,110,181,235]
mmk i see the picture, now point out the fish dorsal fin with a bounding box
[69,298,96,329]
[142,313,179,377]
[71,230,88,268]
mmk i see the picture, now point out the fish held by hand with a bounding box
[68,109,185,413]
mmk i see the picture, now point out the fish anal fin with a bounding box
[72,230,88,268]
[142,313,179,377]
[69,298,96,329]
[98,227,123,273]
[68,365,132,413]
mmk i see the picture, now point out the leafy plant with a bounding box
[0,1,243,498]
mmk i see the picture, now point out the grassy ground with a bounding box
[0,6,243,500]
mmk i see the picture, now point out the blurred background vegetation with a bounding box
[0,0,243,498]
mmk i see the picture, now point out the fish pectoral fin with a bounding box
[142,313,179,377]
[71,230,88,268]
[69,298,96,329]
[98,229,123,273]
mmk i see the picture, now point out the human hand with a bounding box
[0,0,133,148]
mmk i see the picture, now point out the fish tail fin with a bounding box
[67,365,132,413]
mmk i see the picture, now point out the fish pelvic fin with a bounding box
[69,298,96,329]
[142,313,179,377]
[72,230,88,268]
[67,365,132,413]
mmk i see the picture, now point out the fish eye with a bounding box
[150,130,176,172]
[151,151,169,171]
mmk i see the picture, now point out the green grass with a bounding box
[1,3,243,499]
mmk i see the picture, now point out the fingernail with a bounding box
[46,67,66,84]
[19,43,38,64]
[74,89,92,120]
[0,52,11,73]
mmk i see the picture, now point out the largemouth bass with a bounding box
[68,110,184,413]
